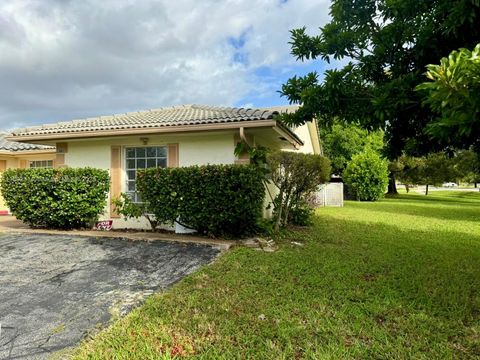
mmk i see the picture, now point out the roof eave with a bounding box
[274,122,304,149]
[0,149,56,156]
[7,120,280,143]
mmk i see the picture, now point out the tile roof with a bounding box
[10,104,283,137]
[0,132,55,152]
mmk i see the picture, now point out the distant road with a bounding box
[415,186,480,193]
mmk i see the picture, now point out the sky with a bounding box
[0,0,335,130]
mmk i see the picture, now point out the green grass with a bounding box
[73,191,480,359]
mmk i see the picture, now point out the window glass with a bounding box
[125,146,167,202]
[29,160,53,168]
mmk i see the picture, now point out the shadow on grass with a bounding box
[384,192,480,206]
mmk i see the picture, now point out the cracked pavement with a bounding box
[0,233,220,359]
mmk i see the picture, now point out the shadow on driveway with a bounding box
[0,233,220,359]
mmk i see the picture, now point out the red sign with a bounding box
[95,220,113,231]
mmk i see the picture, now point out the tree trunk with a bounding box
[274,189,284,232]
[475,182,478,188]
[405,184,410,193]
[387,172,398,194]
[425,184,429,195]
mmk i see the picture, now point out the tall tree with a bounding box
[280,0,480,163]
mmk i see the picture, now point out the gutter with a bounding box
[7,120,305,149]
[0,149,56,156]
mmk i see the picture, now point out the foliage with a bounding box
[234,142,269,168]
[423,153,458,189]
[136,165,265,238]
[343,149,389,201]
[416,43,480,150]
[280,0,480,157]
[287,200,314,226]
[1,167,109,229]
[267,151,330,230]
[455,149,480,185]
[112,193,159,230]
[320,121,384,175]
[395,153,459,194]
[74,192,480,359]
[393,156,426,192]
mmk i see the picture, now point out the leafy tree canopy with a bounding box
[280,0,480,158]
[416,43,480,151]
[320,121,383,175]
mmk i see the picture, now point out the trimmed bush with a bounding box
[343,149,389,201]
[268,151,331,229]
[137,165,265,238]
[1,167,110,229]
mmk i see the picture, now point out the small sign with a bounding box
[95,220,113,231]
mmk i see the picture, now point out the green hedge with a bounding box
[137,165,265,237]
[1,167,110,229]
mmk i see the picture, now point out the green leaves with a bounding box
[136,165,265,238]
[282,0,480,157]
[0,168,109,229]
[343,149,389,201]
[416,43,480,148]
[267,151,331,229]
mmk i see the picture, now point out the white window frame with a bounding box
[124,146,168,202]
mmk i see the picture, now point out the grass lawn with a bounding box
[73,191,480,359]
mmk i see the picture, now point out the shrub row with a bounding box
[137,165,265,237]
[1,168,109,229]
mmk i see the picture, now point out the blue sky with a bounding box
[0,0,333,129]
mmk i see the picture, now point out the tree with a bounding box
[267,151,331,230]
[397,153,457,195]
[416,43,480,151]
[454,149,480,187]
[279,0,480,189]
[394,156,425,193]
[422,153,458,195]
[320,121,383,175]
[343,149,389,201]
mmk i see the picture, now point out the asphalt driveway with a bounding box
[0,233,220,359]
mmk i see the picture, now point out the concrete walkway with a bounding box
[0,216,235,250]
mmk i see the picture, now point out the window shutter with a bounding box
[19,160,27,169]
[110,146,122,218]
[167,143,179,167]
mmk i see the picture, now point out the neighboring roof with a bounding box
[0,132,55,152]
[10,104,294,138]
[263,105,300,114]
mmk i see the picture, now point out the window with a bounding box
[125,146,167,202]
[29,160,53,168]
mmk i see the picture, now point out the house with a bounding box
[0,133,56,214]
[7,104,320,228]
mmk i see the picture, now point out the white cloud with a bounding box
[0,0,331,129]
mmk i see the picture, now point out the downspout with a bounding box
[239,127,250,146]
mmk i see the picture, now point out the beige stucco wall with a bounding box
[62,132,236,228]
[293,124,315,154]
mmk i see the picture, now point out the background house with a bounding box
[8,104,320,228]
[0,133,56,214]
